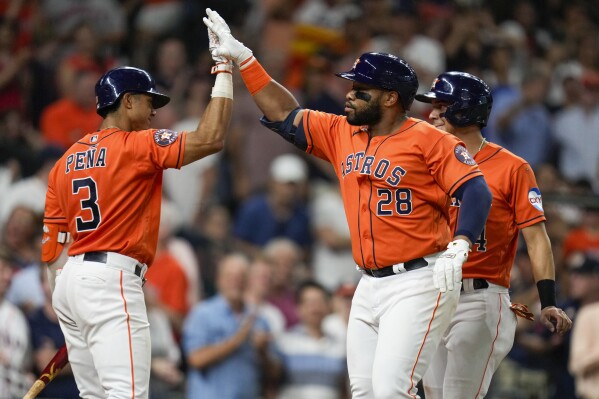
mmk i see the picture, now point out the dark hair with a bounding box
[295,280,330,303]
[97,98,120,118]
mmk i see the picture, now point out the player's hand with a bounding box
[207,18,233,74]
[203,8,253,66]
[540,306,572,335]
[434,239,470,292]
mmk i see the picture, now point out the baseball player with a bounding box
[40,46,234,397]
[204,9,492,399]
[415,72,573,399]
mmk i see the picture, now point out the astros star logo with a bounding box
[153,129,178,146]
[454,144,476,165]
[160,131,172,140]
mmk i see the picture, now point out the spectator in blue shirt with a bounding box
[234,153,312,258]
[182,253,279,399]
[484,63,554,169]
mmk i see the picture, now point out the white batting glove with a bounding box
[433,239,470,293]
[208,27,233,75]
[203,8,253,67]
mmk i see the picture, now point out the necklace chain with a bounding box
[478,138,487,152]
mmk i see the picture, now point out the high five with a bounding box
[204,8,492,399]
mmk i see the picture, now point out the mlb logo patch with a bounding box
[528,188,543,211]
[154,129,178,146]
[454,145,476,166]
[90,135,98,143]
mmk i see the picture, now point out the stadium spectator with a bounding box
[182,253,278,399]
[264,238,307,329]
[39,69,102,150]
[275,280,347,399]
[245,256,286,338]
[0,248,32,398]
[27,265,78,398]
[569,252,599,399]
[234,154,311,257]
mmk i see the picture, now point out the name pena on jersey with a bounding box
[340,151,406,186]
[65,147,107,174]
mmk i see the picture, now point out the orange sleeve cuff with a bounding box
[239,58,272,95]
[41,223,70,263]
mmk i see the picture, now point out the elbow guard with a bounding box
[259,107,307,150]
[41,223,71,263]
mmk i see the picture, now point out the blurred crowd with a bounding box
[0,0,598,398]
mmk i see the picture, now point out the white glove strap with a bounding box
[211,61,233,75]
[447,238,471,253]
[211,71,233,100]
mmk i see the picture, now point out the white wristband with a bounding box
[211,71,233,100]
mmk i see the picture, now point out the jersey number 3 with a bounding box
[73,177,101,232]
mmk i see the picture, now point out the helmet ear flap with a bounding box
[444,101,492,127]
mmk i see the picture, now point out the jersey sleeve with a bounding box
[42,168,69,262]
[132,129,186,171]
[43,167,67,225]
[302,110,344,163]
[425,134,483,196]
[511,163,546,228]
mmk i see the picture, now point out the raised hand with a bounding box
[203,8,253,67]
[207,17,232,74]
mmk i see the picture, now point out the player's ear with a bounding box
[121,92,135,110]
[383,91,400,108]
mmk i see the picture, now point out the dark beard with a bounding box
[347,101,382,126]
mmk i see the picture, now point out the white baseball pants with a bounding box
[423,280,517,399]
[347,257,460,399]
[52,253,151,399]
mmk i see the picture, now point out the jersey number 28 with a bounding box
[73,177,101,232]
[377,188,413,216]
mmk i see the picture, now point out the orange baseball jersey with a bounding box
[302,111,483,269]
[43,127,186,266]
[449,142,546,287]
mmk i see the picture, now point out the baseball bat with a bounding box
[22,344,69,399]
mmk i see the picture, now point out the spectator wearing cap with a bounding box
[233,153,312,258]
[569,253,599,399]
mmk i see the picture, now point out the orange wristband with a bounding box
[240,57,272,95]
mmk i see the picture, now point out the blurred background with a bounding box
[0,0,598,398]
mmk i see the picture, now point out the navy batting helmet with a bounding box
[95,66,170,115]
[415,72,492,127]
[336,52,419,111]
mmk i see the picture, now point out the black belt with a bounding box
[461,278,489,292]
[83,251,144,278]
[362,257,428,278]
